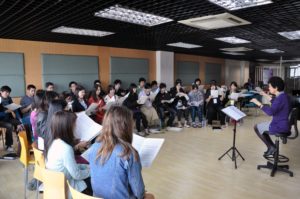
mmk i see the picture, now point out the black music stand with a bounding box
[218,106,246,169]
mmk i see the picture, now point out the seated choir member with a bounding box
[69,81,78,100]
[223,81,240,107]
[123,83,149,136]
[138,83,160,130]
[45,111,91,197]
[153,83,176,129]
[88,85,105,124]
[188,84,204,128]
[104,85,117,104]
[170,79,190,128]
[20,84,36,127]
[205,81,226,127]
[250,76,291,156]
[114,79,126,97]
[45,82,55,91]
[88,105,155,199]
[72,85,88,113]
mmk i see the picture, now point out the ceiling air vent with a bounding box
[178,12,251,30]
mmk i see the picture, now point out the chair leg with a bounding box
[36,180,39,199]
[24,167,28,199]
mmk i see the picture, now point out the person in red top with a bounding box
[88,85,105,124]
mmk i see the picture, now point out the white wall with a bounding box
[225,59,249,87]
[156,51,174,88]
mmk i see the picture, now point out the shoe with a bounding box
[177,122,183,128]
[6,146,15,153]
[137,132,146,137]
[149,128,162,134]
[184,122,190,128]
[144,129,150,135]
[27,179,38,191]
[264,146,277,157]
[191,122,197,128]
[197,123,202,128]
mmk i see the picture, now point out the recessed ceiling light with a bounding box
[261,49,284,53]
[167,42,202,49]
[208,0,273,10]
[51,26,114,37]
[278,30,300,40]
[178,12,251,30]
[220,47,253,52]
[95,4,173,27]
[215,36,251,44]
[222,52,245,55]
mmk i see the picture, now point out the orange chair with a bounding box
[33,147,45,199]
[18,131,35,199]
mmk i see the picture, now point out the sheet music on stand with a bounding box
[222,106,246,121]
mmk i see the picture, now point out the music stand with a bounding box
[218,106,246,169]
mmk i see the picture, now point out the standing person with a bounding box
[93,80,106,97]
[69,81,78,100]
[188,84,204,128]
[250,76,291,156]
[205,82,226,127]
[170,79,190,128]
[72,85,88,113]
[88,106,154,199]
[137,77,146,95]
[88,85,105,124]
[153,83,176,129]
[123,83,149,136]
[45,111,91,197]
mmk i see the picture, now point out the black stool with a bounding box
[257,132,293,177]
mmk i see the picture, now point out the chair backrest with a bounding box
[43,169,67,199]
[288,107,299,140]
[33,147,45,182]
[67,181,101,199]
[18,131,31,167]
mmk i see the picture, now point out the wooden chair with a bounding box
[42,168,67,199]
[67,181,102,199]
[33,147,45,199]
[18,130,35,199]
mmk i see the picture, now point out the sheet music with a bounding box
[4,103,22,111]
[162,98,175,104]
[137,96,149,105]
[81,146,92,162]
[85,103,99,116]
[74,112,102,141]
[222,106,246,121]
[116,93,129,105]
[211,90,219,98]
[38,137,44,151]
[229,92,240,101]
[132,134,164,168]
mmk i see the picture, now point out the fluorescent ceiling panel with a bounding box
[208,0,273,10]
[278,30,300,40]
[222,52,245,55]
[220,47,253,52]
[215,36,251,44]
[95,4,173,27]
[261,49,284,53]
[178,12,251,30]
[167,42,202,49]
[52,26,114,37]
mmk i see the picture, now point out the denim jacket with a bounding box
[88,142,145,199]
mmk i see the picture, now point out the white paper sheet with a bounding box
[222,106,246,121]
[137,96,149,105]
[85,103,99,116]
[211,90,219,98]
[74,112,102,141]
[132,134,165,168]
[4,103,22,111]
[229,92,240,101]
[38,136,44,151]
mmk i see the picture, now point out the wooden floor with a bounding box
[1,111,300,199]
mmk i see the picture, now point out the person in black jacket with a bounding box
[153,83,176,128]
[72,85,88,113]
[123,83,149,136]
[169,79,190,128]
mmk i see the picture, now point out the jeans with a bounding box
[191,105,203,123]
[157,106,176,127]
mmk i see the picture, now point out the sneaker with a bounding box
[149,128,162,134]
[6,146,15,153]
[184,121,190,128]
[191,122,197,128]
[137,132,146,137]
[144,128,150,135]
[197,123,202,128]
[177,122,183,128]
[27,179,38,191]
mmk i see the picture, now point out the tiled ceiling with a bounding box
[0,0,299,62]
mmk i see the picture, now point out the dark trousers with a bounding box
[0,118,21,147]
[206,104,225,125]
[191,105,203,123]
[157,106,176,127]
[133,111,148,132]
[177,108,189,122]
